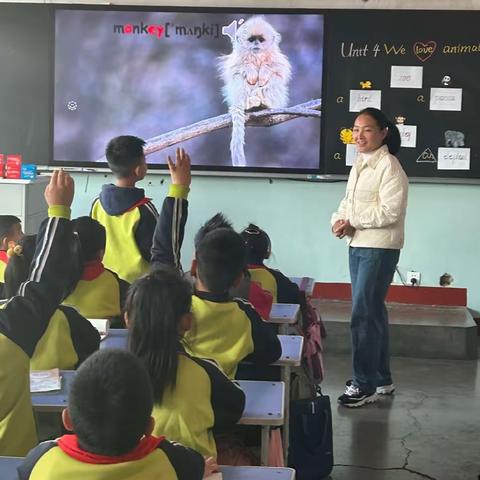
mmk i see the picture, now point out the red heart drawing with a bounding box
[413,41,437,62]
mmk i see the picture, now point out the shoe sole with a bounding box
[377,387,395,395]
[340,393,378,408]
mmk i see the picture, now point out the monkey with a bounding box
[218,16,292,167]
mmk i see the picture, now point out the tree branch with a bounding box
[96,99,321,161]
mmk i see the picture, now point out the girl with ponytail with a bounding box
[331,107,408,408]
[126,268,245,461]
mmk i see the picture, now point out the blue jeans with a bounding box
[349,247,400,393]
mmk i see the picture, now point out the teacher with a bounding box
[331,107,408,408]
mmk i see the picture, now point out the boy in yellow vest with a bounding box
[18,349,209,479]
[0,170,81,455]
[63,216,128,326]
[91,136,189,284]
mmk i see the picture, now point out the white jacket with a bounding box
[331,144,409,249]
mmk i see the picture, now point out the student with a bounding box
[62,216,129,325]
[194,213,273,320]
[4,235,100,371]
[0,215,23,297]
[127,268,245,458]
[240,223,304,305]
[91,136,159,283]
[18,349,208,480]
[151,153,281,379]
[0,171,82,455]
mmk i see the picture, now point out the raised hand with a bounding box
[44,170,74,207]
[167,147,191,187]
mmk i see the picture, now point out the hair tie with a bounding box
[6,243,23,258]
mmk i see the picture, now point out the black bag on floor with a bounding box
[288,393,334,479]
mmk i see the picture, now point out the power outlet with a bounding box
[407,271,421,286]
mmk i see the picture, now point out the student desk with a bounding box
[269,303,300,334]
[0,457,21,480]
[274,335,303,461]
[219,466,295,479]
[101,330,304,368]
[0,457,295,480]
[99,328,128,350]
[31,373,284,467]
[289,276,315,297]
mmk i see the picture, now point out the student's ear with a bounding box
[97,249,105,261]
[0,238,7,250]
[178,312,193,336]
[232,271,245,288]
[62,408,74,432]
[190,258,197,277]
[124,311,130,327]
[264,250,271,260]
[145,416,155,437]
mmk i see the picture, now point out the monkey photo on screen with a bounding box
[219,16,292,167]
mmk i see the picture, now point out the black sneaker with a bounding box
[338,383,377,407]
[346,379,396,395]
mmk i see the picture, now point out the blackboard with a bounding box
[1,5,480,181]
[0,4,52,166]
[322,10,480,180]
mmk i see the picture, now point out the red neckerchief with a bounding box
[125,197,152,213]
[0,251,8,264]
[247,263,266,270]
[249,280,273,319]
[81,260,105,281]
[57,434,164,464]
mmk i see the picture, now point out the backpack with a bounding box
[288,392,334,479]
[301,299,325,384]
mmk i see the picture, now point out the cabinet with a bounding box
[0,177,49,235]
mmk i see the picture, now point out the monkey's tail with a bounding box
[229,106,246,167]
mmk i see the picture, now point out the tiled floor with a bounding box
[321,349,480,480]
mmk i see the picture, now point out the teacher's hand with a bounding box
[332,219,355,239]
[332,220,345,236]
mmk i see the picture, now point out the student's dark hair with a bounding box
[196,228,247,293]
[357,107,401,155]
[0,215,21,240]
[105,135,146,178]
[194,212,234,249]
[240,223,271,265]
[127,268,192,404]
[69,349,153,456]
[5,233,82,300]
[4,235,37,298]
[72,217,106,263]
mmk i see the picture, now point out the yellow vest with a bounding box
[91,200,149,284]
[0,333,37,456]
[152,355,216,457]
[248,267,278,303]
[0,259,6,284]
[30,309,79,371]
[29,444,179,480]
[185,296,254,379]
[63,269,121,319]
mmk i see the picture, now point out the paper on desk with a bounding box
[30,368,61,393]
[88,318,109,340]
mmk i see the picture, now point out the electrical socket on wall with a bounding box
[407,271,421,286]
